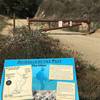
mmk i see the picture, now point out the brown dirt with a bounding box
[49,30,100,69]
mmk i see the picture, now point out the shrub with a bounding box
[0,27,64,66]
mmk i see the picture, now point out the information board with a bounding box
[0,58,79,100]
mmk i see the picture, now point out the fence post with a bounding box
[48,22,50,28]
[27,17,31,31]
[13,13,16,32]
[88,21,91,33]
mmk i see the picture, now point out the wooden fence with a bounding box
[27,18,91,32]
[13,16,91,32]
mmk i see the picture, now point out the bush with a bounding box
[0,27,64,66]
[79,71,100,100]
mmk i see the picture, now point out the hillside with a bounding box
[36,0,100,22]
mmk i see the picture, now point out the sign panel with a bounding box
[58,21,63,27]
[3,65,32,100]
[0,58,79,100]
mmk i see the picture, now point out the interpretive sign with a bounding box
[0,58,79,100]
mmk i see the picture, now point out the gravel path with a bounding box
[50,31,100,69]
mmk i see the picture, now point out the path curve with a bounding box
[50,34,100,69]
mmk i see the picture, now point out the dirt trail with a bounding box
[50,32,100,69]
[90,29,100,38]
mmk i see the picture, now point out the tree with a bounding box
[0,0,40,18]
[80,0,100,21]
